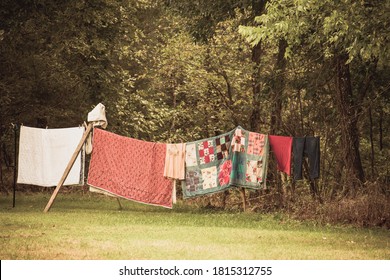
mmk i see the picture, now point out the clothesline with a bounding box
[16,125,320,209]
[13,104,320,210]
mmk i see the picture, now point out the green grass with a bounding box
[0,192,389,260]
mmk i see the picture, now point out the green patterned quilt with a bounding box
[182,126,269,198]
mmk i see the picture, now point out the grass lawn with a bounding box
[0,192,389,260]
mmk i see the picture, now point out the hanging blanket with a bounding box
[182,126,269,198]
[17,126,85,187]
[87,128,173,208]
[269,135,293,175]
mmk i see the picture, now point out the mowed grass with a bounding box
[0,192,389,260]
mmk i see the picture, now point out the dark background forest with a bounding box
[0,0,389,228]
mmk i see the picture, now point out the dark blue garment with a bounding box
[293,137,320,180]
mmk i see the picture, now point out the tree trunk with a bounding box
[270,39,287,135]
[249,0,267,132]
[368,106,375,177]
[248,1,267,200]
[249,41,263,132]
[379,107,383,151]
[168,85,177,138]
[335,54,365,189]
[269,39,287,198]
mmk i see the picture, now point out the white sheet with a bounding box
[17,126,85,187]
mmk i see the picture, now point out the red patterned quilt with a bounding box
[87,128,173,208]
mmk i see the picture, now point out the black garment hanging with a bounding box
[293,136,320,180]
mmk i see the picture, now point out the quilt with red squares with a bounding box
[87,128,173,208]
[182,126,269,198]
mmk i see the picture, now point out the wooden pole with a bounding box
[116,198,123,210]
[13,124,18,208]
[44,123,93,212]
[240,188,247,212]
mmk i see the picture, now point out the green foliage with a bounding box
[144,9,261,142]
[241,0,390,63]
[239,0,390,189]
[166,0,256,42]
[0,0,172,136]
[0,0,389,205]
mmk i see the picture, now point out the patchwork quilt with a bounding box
[182,126,269,198]
[87,128,173,208]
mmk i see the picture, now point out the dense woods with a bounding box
[1,0,389,227]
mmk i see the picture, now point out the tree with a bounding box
[240,0,390,190]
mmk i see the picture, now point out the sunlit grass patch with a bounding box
[0,193,389,260]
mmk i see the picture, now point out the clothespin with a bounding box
[11,123,19,130]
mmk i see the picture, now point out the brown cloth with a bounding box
[163,143,186,180]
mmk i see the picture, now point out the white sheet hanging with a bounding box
[17,126,85,187]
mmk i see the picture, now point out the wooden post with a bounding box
[116,198,123,210]
[240,188,247,212]
[44,123,93,212]
[13,124,18,208]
